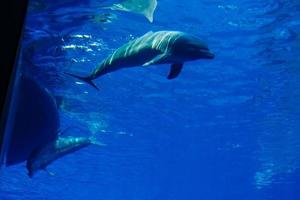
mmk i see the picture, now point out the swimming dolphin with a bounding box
[67,31,214,90]
[102,0,157,23]
[26,136,105,177]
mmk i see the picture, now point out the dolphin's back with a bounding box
[117,31,184,56]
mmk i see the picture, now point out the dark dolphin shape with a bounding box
[6,75,60,166]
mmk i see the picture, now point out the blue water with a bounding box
[1,0,300,199]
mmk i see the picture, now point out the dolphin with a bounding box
[26,136,105,177]
[102,0,157,23]
[67,31,215,90]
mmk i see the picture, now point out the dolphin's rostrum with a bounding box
[67,31,214,90]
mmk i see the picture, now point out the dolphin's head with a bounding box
[172,34,215,61]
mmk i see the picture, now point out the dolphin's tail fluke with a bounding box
[65,72,99,91]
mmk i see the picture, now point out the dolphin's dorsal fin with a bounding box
[142,53,169,66]
[141,31,154,38]
[168,63,183,79]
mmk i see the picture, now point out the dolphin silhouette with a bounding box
[102,0,157,22]
[67,31,214,90]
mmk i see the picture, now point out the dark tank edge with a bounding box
[0,0,29,167]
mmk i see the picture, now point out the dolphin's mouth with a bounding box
[202,50,215,59]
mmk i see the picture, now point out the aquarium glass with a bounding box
[1,0,300,199]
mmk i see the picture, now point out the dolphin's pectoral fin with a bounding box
[142,53,169,67]
[44,168,55,176]
[168,63,184,79]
